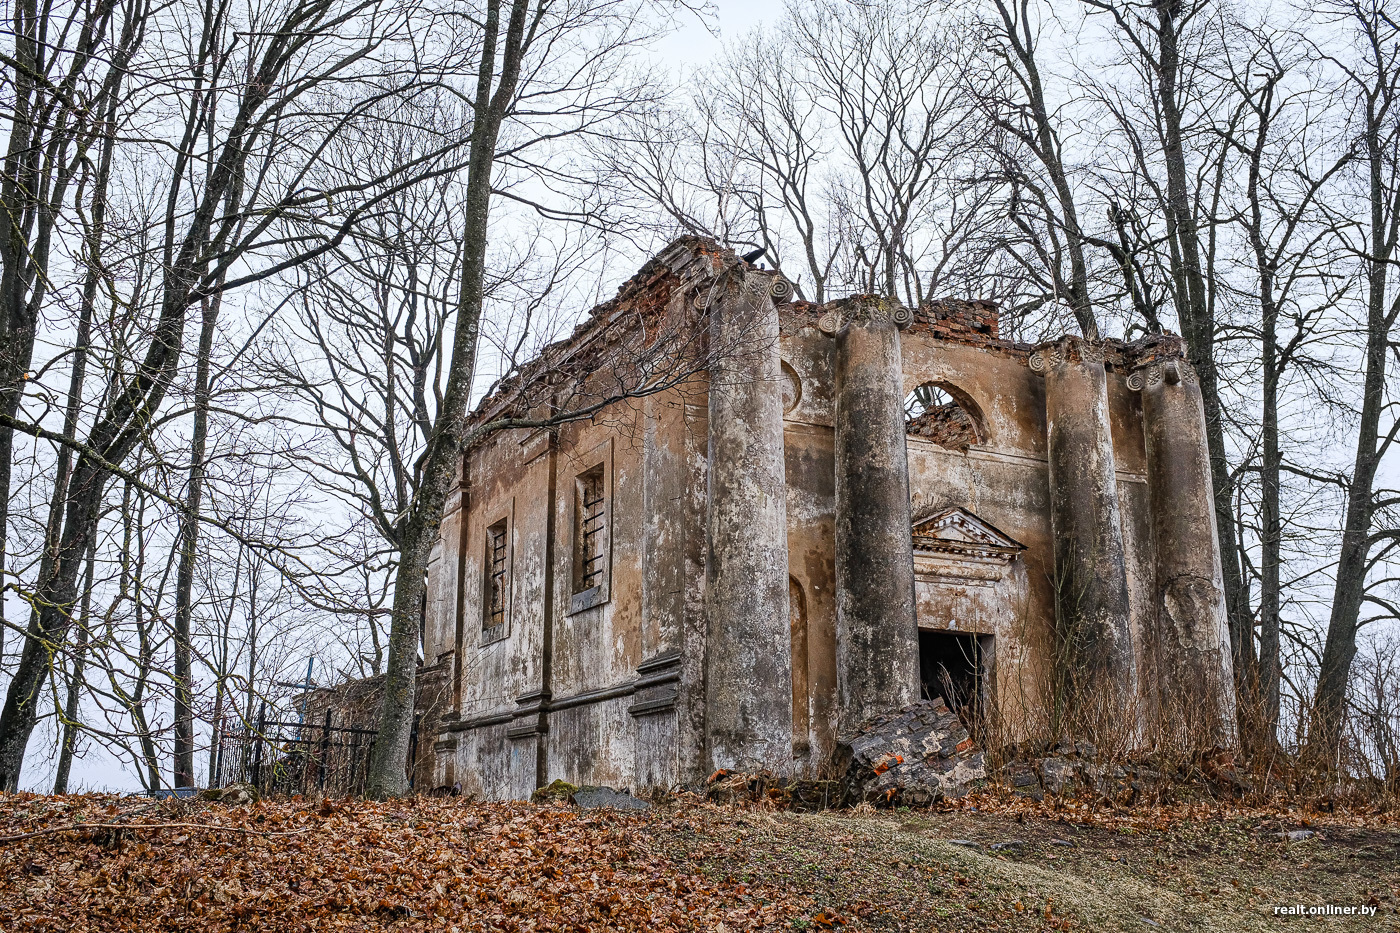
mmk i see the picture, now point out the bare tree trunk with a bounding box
[366,0,531,799]
[244,564,259,732]
[1144,0,1256,722]
[53,540,96,794]
[1242,82,1283,745]
[205,547,241,786]
[206,684,225,787]
[173,293,221,788]
[1256,249,1283,744]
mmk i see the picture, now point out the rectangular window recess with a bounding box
[572,464,608,601]
[484,519,508,632]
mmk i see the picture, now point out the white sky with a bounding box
[652,0,785,70]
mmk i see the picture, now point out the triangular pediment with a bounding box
[911,507,1025,555]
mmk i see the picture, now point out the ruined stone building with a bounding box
[417,237,1237,800]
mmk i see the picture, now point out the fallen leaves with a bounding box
[932,786,1400,834]
[0,793,837,932]
[810,909,847,927]
[0,819,311,845]
[2,789,1396,932]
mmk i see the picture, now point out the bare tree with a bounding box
[1305,0,1400,763]
[610,0,994,308]
[971,0,1101,338]
[0,0,468,791]
[1212,17,1353,744]
[0,0,150,655]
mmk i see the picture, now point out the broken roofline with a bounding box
[463,235,729,435]
[463,236,1193,439]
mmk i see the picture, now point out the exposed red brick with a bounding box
[906,403,979,451]
[912,298,1001,342]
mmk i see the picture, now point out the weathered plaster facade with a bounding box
[419,238,1237,800]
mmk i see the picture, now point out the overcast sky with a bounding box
[654,0,785,70]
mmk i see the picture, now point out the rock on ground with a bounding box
[197,782,260,805]
[531,779,579,804]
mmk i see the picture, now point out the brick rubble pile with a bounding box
[836,698,987,806]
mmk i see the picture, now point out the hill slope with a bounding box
[0,792,1394,931]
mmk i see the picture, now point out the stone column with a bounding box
[703,268,793,774]
[1132,350,1237,744]
[1032,338,1136,715]
[821,297,919,736]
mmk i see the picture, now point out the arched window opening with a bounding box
[905,382,984,451]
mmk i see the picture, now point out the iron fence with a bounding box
[213,706,417,797]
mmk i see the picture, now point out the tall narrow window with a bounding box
[484,519,508,631]
[574,464,607,595]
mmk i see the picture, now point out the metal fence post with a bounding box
[318,708,331,790]
[213,716,225,788]
[365,728,373,795]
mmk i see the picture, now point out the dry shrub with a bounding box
[965,656,1400,811]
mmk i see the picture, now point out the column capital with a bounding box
[1028,335,1107,373]
[817,295,913,336]
[682,262,794,313]
[1126,356,1197,391]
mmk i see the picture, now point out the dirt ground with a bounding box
[656,800,1399,931]
[0,792,1395,931]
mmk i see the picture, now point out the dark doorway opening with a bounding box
[919,630,986,723]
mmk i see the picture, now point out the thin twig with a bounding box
[0,822,312,845]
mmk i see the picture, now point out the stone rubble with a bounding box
[529,779,651,810]
[835,698,987,806]
[197,782,260,805]
[999,742,1250,802]
[989,840,1026,851]
[688,699,1255,812]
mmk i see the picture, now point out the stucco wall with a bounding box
[418,239,1229,799]
[430,358,701,797]
[781,324,839,775]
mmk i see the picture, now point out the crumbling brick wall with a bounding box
[913,298,1000,341]
[906,403,979,451]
